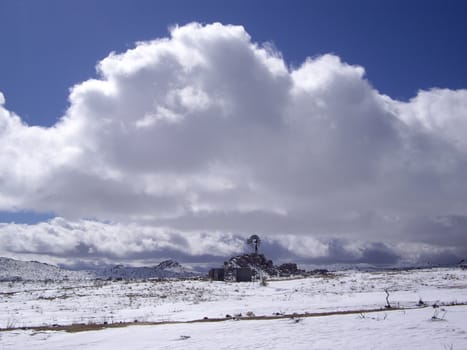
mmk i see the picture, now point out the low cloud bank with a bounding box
[0,218,464,268]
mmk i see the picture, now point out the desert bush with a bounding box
[384,289,391,308]
[431,306,447,320]
[5,317,17,329]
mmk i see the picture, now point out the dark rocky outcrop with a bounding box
[222,253,321,279]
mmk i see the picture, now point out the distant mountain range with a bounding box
[0,257,200,281]
[3,255,463,282]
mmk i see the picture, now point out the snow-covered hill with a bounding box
[0,257,200,281]
[90,260,199,280]
[0,257,90,281]
[0,257,199,281]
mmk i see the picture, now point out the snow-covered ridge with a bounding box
[0,257,198,281]
[2,255,465,282]
[90,259,199,280]
[0,257,91,281]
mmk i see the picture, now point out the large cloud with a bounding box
[1,23,466,266]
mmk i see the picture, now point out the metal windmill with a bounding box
[247,234,261,254]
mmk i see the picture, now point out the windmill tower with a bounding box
[247,234,261,255]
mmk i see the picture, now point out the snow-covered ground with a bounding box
[1,267,466,349]
[2,306,466,350]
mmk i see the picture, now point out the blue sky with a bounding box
[2,0,466,126]
[0,1,467,267]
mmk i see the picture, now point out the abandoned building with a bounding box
[209,266,253,282]
[234,267,253,282]
[208,268,225,281]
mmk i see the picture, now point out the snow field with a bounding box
[0,267,466,349]
[1,306,466,350]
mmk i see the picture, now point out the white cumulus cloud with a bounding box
[0,22,466,266]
